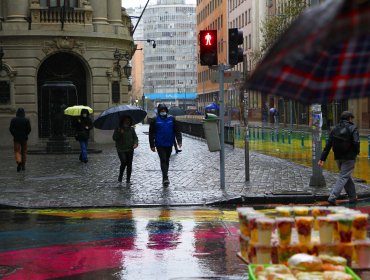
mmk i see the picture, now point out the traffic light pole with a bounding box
[211,63,232,189]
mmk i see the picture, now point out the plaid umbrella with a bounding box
[246,0,370,104]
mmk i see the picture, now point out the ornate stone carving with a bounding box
[42,38,86,54]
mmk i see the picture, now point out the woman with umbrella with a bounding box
[72,109,93,163]
[112,116,138,184]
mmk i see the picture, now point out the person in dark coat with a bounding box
[112,116,138,184]
[149,103,182,186]
[318,111,360,205]
[72,109,93,163]
[9,108,31,172]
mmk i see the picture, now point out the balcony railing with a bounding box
[31,5,92,25]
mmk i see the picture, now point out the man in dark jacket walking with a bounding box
[9,108,31,172]
[72,109,93,163]
[318,111,360,205]
[149,103,182,186]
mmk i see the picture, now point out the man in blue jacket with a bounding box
[149,103,182,186]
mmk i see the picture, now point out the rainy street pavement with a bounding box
[0,124,370,208]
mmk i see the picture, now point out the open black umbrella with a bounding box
[246,0,370,104]
[93,105,147,130]
[168,106,186,116]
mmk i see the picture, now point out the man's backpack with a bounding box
[332,123,352,153]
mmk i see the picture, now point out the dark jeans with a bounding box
[79,140,88,162]
[118,150,134,181]
[156,146,172,180]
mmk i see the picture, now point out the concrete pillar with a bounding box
[5,0,27,22]
[0,1,4,22]
[108,0,122,25]
[90,0,108,24]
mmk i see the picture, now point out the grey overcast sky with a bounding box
[122,0,196,9]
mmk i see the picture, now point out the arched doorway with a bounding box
[37,52,88,138]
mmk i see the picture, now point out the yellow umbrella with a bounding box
[64,105,93,116]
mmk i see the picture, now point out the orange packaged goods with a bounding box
[295,216,314,245]
[237,207,256,237]
[249,213,265,244]
[255,244,272,264]
[239,231,249,260]
[337,215,354,243]
[352,213,369,240]
[317,216,336,244]
[311,206,330,230]
[338,243,354,266]
[317,243,339,257]
[276,217,294,245]
[256,217,275,245]
[277,244,301,264]
[354,240,370,268]
[293,206,309,216]
[276,206,292,217]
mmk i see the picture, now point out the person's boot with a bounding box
[163,177,170,186]
[16,163,21,172]
[118,168,123,183]
[79,153,83,162]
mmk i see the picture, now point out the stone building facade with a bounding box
[0,0,134,146]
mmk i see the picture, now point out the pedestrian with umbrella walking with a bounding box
[149,104,182,186]
[112,116,138,184]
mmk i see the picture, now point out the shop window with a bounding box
[0,81,10,105]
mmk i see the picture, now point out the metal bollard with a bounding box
[271,129,275,142]
[276,130,280,143]
[301,132,305,147]
[288,131,291,144]
[282,129,285,143]
[257,127,260,140]
[368,134,370,159]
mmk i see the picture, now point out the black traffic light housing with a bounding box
[199,30,218,66]
[228,28,244,65]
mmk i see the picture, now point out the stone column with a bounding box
[107,0,122,25]
[90,0,108,24]
[0,1,4,22]
[5,0,27,22]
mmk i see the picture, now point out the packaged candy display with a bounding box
[237,205,369,273]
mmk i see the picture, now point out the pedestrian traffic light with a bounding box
[228,28,244,65]
[199,30,218,66]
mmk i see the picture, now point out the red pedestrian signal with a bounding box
[199,30,218,66]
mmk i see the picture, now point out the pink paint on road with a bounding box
[0,237,135,279]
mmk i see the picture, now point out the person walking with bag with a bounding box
[318,111,360,205]
[149,103,182,186]
[9,108,31,172]
[113,116,138,184]
[73,109,93,163]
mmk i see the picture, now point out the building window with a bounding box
[249,34,251,49]
[248,8,251,23]
[112,81,120,104]
[40,0,78,8]
[0,81,10,105]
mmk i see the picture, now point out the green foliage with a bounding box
[260,0,309,58]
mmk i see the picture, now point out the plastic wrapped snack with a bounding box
[293,206,309,216]
[276,217,294,245]
[276,206,292,217]
[311,206,330,230]
[277,244,301,264]
[255,244,272,264]
[249,213,265,244]
[337,243,354,266]
[256,217,275,245]
[316,216,336,244]
[354,240,370,268]
[352,213,368,240]
[295,216,314,245]
[237,207,256,237]
[287,253,323,272]
[337,215,354,243]
[239,231,249,260]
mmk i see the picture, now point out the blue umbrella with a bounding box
[93,105,147,130]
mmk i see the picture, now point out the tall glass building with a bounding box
[142,0,197,110]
